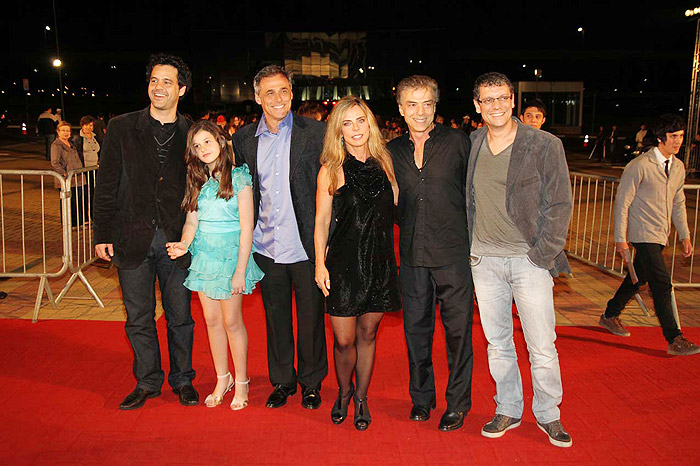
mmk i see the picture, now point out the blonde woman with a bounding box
[314,96,401,430]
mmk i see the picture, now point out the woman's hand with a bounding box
[165,241,188,259]
[231,271,246,295]
[315,264,330,297]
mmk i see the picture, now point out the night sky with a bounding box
[2,0,698,124]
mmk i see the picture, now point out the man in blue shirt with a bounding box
[233,65,328,410]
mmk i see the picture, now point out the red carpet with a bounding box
[1,291,699,466]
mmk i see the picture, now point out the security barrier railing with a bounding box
[58,167,104,311]
[567,171,700,322]
[0,167,103,322]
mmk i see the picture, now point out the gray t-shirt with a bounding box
[471,140,530,257]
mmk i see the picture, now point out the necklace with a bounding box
[154,132,175,147]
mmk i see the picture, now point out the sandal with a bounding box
[230,378,250,411]
[204,372,234,408]
[331,382,355,424]
[353,394,372,431]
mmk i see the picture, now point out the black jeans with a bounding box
[605,242,681,343]
[254,253,328,390]
[117,229,195,391]
[43,135,55,160]
[400,259,474,412]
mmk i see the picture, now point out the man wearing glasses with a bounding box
[388,75,474,432]
[466,72,573,447]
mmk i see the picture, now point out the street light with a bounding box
[534,69,543,98]
[52,58,65,118]
[577,27,585,48]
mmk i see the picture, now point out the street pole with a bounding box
[685,8,700,168]
[52,0,65,119]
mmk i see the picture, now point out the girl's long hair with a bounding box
[182,120,234,211]
[320,96,396,194]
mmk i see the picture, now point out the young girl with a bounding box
[166,120,263,410]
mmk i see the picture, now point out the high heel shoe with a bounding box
[353,394,372,431]
[204,372,234,408]
[330,382,355,425]
[230,378,250,411]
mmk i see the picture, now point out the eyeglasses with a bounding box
[476,95,512,105]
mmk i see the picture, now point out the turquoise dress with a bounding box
[184,164,264,299]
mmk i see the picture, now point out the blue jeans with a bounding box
[470,255,562,423]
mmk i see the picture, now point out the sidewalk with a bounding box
[0,138,698,330]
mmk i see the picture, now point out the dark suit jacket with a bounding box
[466,120,573,276]
[93,107,191,269]
[232,113,325,263]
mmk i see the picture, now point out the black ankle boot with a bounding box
[353,394,371,431]
[330,383,354,424]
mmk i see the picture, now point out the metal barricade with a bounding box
[57,167,104,310]
[0,167,103,322]
[567,172,700,320]
[0,170,68,320]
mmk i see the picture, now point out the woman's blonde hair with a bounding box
[320,96,395,194]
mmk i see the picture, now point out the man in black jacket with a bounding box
[94,54,198,410]
[37,107,57,160]
[232,65,328,410]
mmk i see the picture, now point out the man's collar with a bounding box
[653,146,673,166]
[255,112,293,137]
[148,112,177,129]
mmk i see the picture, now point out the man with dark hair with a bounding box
[600,114,699,356]
[37,106,58,160]
[296,102,325,121]
[232,65,328,410]
[93,113,107,144]
[468,71,573,447]
[94,53,198,410]
[388,75,474,432]
[519,99,547,130]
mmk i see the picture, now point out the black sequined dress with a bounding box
[325,154,401,317]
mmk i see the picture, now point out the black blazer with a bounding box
[232,113,325,263]
[93,107,192,269]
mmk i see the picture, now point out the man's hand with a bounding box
[615,242,631,263]
[95,243,114,261]
[682,238,693,258]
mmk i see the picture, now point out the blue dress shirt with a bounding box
[253,112,309,264]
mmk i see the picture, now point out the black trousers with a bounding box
[254,253,328,389]
[43,135,55,160]
[400,259,474,412]
[117,229,196,391]
[59,186,84,227]
[605,242,681,343]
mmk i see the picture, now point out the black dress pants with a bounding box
[400,259,474,412]
[117,229,195,391]
[254,253,328,390]
[605,242,681,343]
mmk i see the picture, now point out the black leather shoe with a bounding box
[119,387,161,410]
[301,386,322,409]
[409,399,436,421]
[438,410,465,431]
[265,384,297,408]
[173,384,199,406]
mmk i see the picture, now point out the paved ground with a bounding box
[1,136,698,330]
